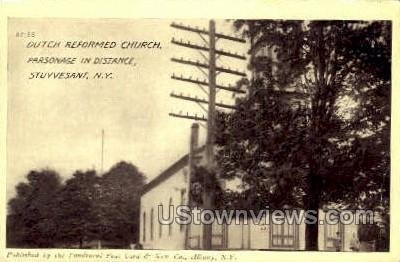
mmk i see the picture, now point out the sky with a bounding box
[7,18,248,200]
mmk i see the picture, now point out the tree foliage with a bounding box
[7,170,62,248]
[214,20,391,250]
[56,170,101,247]
[7,162,146,248]
[97,161,146,245]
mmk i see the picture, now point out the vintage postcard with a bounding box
[1,0,399,261]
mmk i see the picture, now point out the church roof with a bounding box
[141,146,205,195]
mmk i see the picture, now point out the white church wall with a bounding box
[139,143,360,251]
[140,165,189,250]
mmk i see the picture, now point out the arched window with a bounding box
[169,198,173,236]
[143,212,146,242]
[159,203,163,238]
[150,208,154,240]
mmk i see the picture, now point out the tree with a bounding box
[8,161,147,249]
[215,20,391,250]
[97,161,146,246]
[56,170,101,248]
[7,169,62,248]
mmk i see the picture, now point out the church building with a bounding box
[139,124,360,251]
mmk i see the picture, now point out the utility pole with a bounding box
[202,20,216,251]
[169,20,246,250]
[206,20,216,168]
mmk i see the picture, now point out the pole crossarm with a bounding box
[171,75,245,94]
[171,22,209,35]
[169,112,207,122]
[171,22,246,43]
[170,92,237,110]
[214,32,246,43]
[171,38,246,60]
[216,66,246,77]
[171,57,246,77]
[171,57,208,68]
